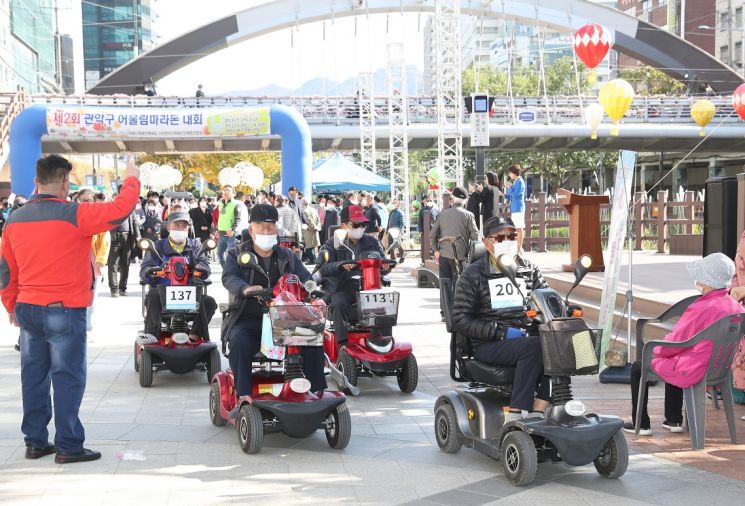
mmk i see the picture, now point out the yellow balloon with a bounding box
[690,99,716,136]
[598,79,635,135]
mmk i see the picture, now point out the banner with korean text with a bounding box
[598,150,637,369]
[46,107,271,138]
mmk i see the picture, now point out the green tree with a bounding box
[462,57,590,96]
[618,65,685,95]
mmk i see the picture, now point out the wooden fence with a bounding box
[511,190,704,254]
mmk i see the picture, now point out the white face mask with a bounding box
[254,233,277,251]
[348,227,365,240]
[327,204,335,210]
[147,205,156,212]
[491,240,518,259]
[170,230,188,243]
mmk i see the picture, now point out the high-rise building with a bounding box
[714,0,745,73]
[58,33,74,94]
[616,0,715,71]
[82,0,155,90]
[0,0,58,93]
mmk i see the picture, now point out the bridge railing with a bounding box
[27,94,739,127]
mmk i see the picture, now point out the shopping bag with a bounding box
[259,313,285,361]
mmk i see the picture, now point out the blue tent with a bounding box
[312,152,390,192]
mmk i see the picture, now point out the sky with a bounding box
[68,0,427,96]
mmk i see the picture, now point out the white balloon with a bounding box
[218,166,241,187]
[244,165,264,188]
[583,103,604,139]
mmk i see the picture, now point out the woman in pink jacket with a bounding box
[623,253,742,435]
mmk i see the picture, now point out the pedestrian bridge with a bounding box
[29,94,745,154]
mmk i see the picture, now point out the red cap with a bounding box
[341,205,369,224]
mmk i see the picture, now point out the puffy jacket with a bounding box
[318,234,385,295]
[451,254,547,345]
[652,289,743,389]
[91,231,111,267]
[0,177,140,312]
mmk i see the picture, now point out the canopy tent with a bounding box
[312,152,390,193]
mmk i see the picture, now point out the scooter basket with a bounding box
[538,318,602,376]
[268,304,326,347]
[355,290,400,327]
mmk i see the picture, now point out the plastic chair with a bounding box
[635,313,745,450]
[635,295,699,355]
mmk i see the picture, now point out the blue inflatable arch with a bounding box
[9,104,312,198]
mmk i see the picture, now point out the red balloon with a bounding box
[573,23,611,69]
[732,83,745,120]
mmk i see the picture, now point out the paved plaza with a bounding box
[1,254,745,505]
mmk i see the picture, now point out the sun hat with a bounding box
[686,252,736,290]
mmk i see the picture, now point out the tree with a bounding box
[618,65,685,95]
[462,57,590,96]
[137,152,282,192]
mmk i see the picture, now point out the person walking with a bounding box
[215,185,240,268]
[0,154,140,463]
[321,197,340,244]
[477,171,501,228]
[503,164,526,253]
[301,198,321,263]
[107,207,140,297]
[189,197,213,243]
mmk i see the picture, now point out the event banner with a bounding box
[597,150,637,369]
[45,107,271,138]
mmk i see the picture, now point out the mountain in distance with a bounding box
[222,64,424,96]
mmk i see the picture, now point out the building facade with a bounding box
[714,0,745,73]
[83,0,155,90]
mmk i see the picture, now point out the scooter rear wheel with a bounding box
[238,404,264,454]
[139,350,153,388]
[434,403,462,453]
[325,402,352,449]
[207,347,222,383]
[594,430,629,479]
[209,381,227,427]
[501,431,537,487]
[337,349,358,389]
[396,354,418,393]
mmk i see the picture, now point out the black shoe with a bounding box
[25,443,56,459]
[111,290,119,298]
[55,448,101,464]
[119,290,127,296]
[622,421,651,436]
[13,340,20,352]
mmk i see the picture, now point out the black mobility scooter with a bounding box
[435,246,628,486]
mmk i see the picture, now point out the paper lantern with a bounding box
[583,103,604,140]
[234,161,264,188]
[573,23,612,83]
[732,83,745,120]
[690,99,716,136]
[598,79,634,136]
[218,166,242,187]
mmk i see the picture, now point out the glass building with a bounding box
[83,0,154,89]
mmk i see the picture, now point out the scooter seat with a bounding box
[464,359,515,386]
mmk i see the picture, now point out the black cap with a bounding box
[167,212,192,224]
[249,203,278,223]
[288,186,298,192]
[448,186,468,199]
[483,215,516,236]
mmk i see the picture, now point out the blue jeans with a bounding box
[217,234,237,268]
[15,303,88,453]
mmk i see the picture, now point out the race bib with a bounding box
[488,277,527,309]
[165,286,197,310]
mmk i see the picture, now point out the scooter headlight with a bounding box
[565,400,586,417]
[367,338,393,354]
[172,332,189,345]
[289,378,311,394]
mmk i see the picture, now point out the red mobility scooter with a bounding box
[318,229,418,394]
[135,237,220,387]
[209,252,351,454]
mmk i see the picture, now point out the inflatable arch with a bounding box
[9,104,312,198]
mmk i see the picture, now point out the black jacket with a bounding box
[222,240,310,319]
[451,254,547,345]
[318,234,384,295]
[189,207,213,240]
[364,205,382,233]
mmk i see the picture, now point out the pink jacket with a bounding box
[652,289,743,389]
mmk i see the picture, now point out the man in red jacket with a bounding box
[0,154,140,464]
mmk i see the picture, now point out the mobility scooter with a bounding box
[435,246,628,486]
[135,237,220,387]
[210,251,352,454]
[317,229,418,394]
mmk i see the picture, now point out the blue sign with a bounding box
[518,110,537,123]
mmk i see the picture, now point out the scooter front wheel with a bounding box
[238,404,263,454]
[396,354,418,393]
[325,402,352,449]
[594,430,629,479]
[434,403,462,453]
[501,431,537,487]
[139,350,153,388]
[207,347,222,383]
[337,349,358,389]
